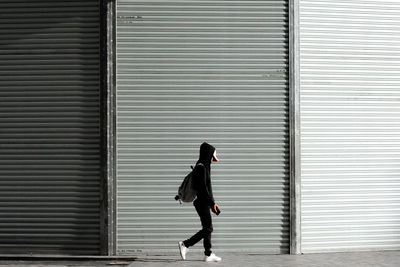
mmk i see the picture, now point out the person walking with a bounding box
[178,142,222,262]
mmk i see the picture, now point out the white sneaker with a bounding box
[204,253,222,262]
[178,241,188,260]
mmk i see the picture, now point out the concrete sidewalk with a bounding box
[0,251,399,267]
[129,250,400,267]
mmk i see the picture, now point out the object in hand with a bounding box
[212,204,221,215]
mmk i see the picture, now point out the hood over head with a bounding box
[197,142,216,165]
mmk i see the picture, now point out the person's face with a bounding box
[211,150,219,163]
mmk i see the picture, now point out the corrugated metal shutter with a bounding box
[0,0,101,255]
[116,0,289,254]
[300,0,400,253]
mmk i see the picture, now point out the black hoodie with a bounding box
[193,142,216,207]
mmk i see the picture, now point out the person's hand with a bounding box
[212,204,221,215]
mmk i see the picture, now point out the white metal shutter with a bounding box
[300,0,400,253]
[0,0,101,255]
[116,0,289,254]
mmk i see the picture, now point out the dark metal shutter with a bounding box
[0,0,101,255]
[116,0,289,254]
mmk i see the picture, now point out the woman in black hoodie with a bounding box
[178,142,222,262]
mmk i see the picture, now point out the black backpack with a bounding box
[174,163,204,204]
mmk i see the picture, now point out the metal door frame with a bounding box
[100,0,118,256]
[289,0,301,255]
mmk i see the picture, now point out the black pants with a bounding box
[183,200,213,256]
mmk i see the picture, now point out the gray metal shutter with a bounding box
[116,0,289,254]
[0,0,101,255]
[300,0,400,253]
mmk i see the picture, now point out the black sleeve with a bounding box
[194,165,215,207]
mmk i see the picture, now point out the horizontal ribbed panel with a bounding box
[116,0,289,254]
[300,0,400,253]
[0,0,101,255]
